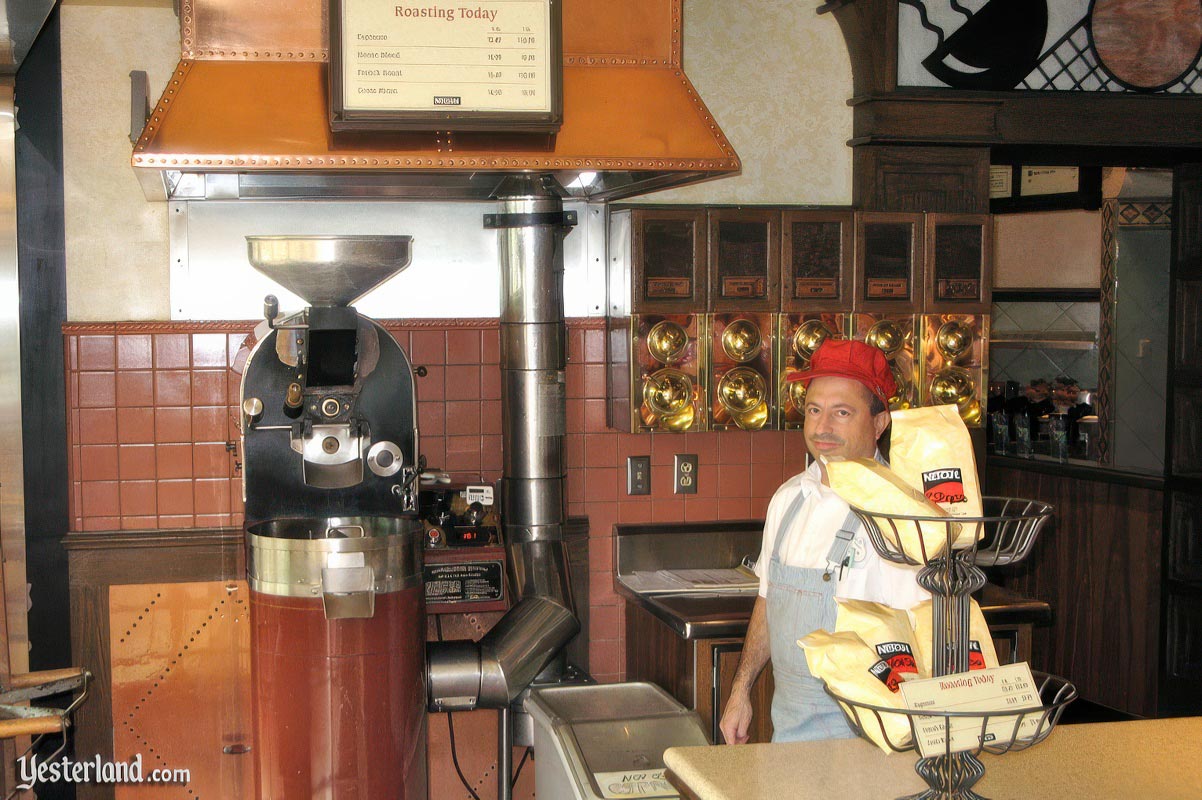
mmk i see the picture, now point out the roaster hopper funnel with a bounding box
[246,235,413,307]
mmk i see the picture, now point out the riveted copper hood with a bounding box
[132,0,739,201]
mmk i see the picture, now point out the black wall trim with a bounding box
[992,288,1102,303]
[17,0,70,729]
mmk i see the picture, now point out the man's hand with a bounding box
[719,690,753,745]
[717,596,770,745]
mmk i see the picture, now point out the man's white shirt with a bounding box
[753,460,930,610]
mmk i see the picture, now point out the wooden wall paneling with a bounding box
[849,93,1202,150]
[984,467,1163,718]
[623,602,693,710]
[854,211,924,314]
[853,146,991,215]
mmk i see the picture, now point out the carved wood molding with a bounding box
[849,91,1202,149]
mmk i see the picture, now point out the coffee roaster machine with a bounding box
[239,184,580,800]
[239,235,429,798]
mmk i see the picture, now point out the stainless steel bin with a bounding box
[526,682,709,800]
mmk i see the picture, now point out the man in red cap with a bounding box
[719,339,927,745]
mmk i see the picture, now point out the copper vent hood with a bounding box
[132,0,740,201]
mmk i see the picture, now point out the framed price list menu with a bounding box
[330,0,563,133]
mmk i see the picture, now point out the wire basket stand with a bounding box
[829,497,1073,800]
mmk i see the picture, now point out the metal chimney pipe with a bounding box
[427,178,579,713]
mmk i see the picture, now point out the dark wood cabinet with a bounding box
[624,601,775,744]
[855,211,924,313]
[1164,166,1202,715]
[781,209,855,313]
[924,213,992,313]
[707,208,781,313]
[621,208,709,314]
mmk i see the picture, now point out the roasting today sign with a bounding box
[330,0,563,132]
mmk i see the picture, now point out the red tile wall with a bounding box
[65,319,806,684]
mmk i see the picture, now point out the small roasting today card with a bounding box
[899,662,1044,757]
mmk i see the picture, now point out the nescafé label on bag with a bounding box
[921,467,967,506]
[868,658,898,691]
[869,644,917,692]
[968,640,987,671]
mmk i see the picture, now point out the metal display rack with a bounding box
[826,497,1074,800]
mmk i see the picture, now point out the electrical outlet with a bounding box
[674,454,698,495]
[627,455,651,495]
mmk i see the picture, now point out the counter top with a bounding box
[664,717,1202,800]
[618,582,1050,641]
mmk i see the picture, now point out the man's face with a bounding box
[803,376,891,462]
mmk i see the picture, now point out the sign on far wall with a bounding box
[329,0,563,132]
[898,0,1202,93]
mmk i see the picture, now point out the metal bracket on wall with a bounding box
[483,211,578,230]
[129,70,150,145]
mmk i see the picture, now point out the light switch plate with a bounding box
[627,455,651,495]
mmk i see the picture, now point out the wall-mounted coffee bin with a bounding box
[924,214,992,313]
[781,210,854,313]
[708,208,780,313]
[919,314,988,428]
[777,313,848,429]
[606,205,994,433]
[855,212,924,314]
[610,314,709,433]
[613,208,708,313]
[709,313,775,431]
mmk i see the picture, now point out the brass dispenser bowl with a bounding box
[889,362,912,410]
[929,367,976,407]
[787,378,807,413]
[721,318,762,363]
[717,367,766,415]
[935,320,974,360]
[733,401,769,431]
[792,320,834,359]
[659,404,696,432]
[643,368,694,417]
[646,320,689,364]
[865,319,906,357]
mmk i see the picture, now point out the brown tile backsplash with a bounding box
[66,317,810,680]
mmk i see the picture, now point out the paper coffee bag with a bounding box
[836,599,927,686]
[908,597,999,674]
[799,630,912,753]
[889,405,984,549]
[825,457,961,562]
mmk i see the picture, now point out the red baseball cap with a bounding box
[786,339,896,403]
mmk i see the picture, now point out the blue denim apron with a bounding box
[766,486,858,743]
